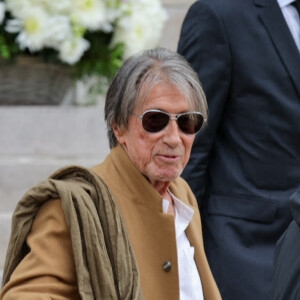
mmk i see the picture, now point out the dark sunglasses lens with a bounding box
[142,111,169,133]
[178,113,204,134]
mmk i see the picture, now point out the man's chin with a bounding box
[149,170,182,182]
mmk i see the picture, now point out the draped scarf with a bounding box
[1,166,144,300]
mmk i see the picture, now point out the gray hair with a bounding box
[105,47,207,149]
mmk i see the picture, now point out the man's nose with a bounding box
[163,119,181,147]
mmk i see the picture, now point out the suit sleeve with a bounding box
[178,0,232,206]
[0,200,81,300]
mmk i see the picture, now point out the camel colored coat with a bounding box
[1,145,221,300]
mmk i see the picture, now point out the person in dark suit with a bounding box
[273,188,300,300]
[177,0,300,299]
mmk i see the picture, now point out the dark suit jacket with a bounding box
[273,189,300,299]
[178,0,300,299]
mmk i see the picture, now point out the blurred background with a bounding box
[0,0,194,283]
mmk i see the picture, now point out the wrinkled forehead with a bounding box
[134,79,197,112]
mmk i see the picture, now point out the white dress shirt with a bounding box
[163,193,204,300]
[278,0,300,51]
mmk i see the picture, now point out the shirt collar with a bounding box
[277,0,295,8]
[162,191,194,239]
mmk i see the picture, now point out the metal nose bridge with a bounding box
[166,115,182,132]
[168,113,181,121]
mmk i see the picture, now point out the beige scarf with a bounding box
[1,166,144,300]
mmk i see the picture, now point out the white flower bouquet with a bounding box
[0,0,167,86]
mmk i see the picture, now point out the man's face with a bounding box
[114,83,195,185]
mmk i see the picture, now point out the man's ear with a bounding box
[113,124,127,145]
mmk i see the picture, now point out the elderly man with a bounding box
[0,48,221,300]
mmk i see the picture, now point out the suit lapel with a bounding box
[256,0,300,97]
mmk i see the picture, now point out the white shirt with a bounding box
[163,193,204,300]
[278,0,300,51]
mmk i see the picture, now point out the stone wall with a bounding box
[0,0,194,284]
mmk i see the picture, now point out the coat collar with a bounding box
[92,144,221,300]
[106,144,164,211]
[96,144,198,212]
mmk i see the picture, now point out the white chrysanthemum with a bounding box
[5,18,22,33]
[71,0,108,31]
[5,0,31,18]
[0,2,5,25]
[44,16,72,49]
[6,0,72,15]
[59,37,90,64]
[5,7,50,52]
[105,0,130,24]
[3,0,167,70]
[112,0,167,58]
[4,0,21,14]
[44,0,72,14]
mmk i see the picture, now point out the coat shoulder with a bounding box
[0,199,80,299]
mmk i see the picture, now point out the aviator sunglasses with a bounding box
[131,109,205,134]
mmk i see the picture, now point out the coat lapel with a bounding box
[185,218,222,300]
[171,181,221,299]
[255,0,300,97]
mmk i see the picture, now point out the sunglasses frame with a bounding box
[131,109,206,134]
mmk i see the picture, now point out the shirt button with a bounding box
[162,261,172,272]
